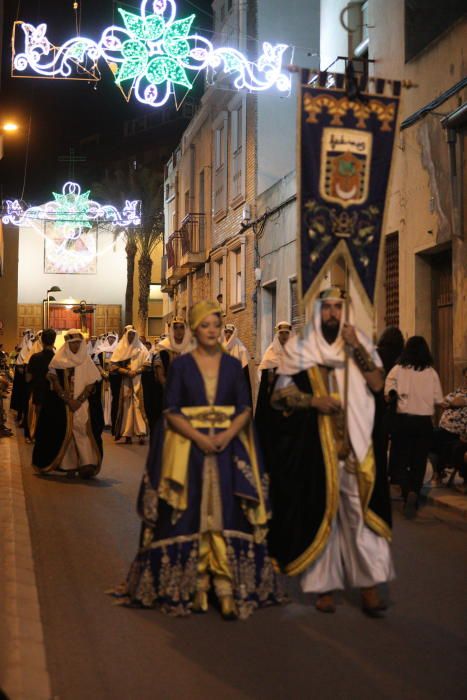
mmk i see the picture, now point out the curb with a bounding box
[0,423,51,700]
[422,488,467,519]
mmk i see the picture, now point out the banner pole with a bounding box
[341,262,351,459]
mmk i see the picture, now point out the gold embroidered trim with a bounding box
[285,366,339,576]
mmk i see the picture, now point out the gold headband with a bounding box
[319,287,346,301]
[189,301,222,331]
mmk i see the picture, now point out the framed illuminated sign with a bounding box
[2,181,141,274]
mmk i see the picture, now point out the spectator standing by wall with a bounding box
[385,336,443,518]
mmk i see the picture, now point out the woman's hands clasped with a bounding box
[195,429,233,454]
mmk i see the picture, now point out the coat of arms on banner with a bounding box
[298,72,400,312]
[320,128,372,210]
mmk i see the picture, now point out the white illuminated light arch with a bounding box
[12,0,291,108]
[2,181,141,274]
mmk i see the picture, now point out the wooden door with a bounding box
[432,251,453,395]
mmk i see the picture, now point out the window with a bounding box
[385,232,399,327]
[230,248,242,305]
[214,256,225,300]
[212,112,228,218]
[229,95,246,204]
[198,169,206,250]
[262,281,277,341]
[184,189,190,216]
[290,278,305,331]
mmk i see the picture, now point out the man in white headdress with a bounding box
[221,323,252,400]
[269,287,393,617]
[95,332,119,428]
[255,321,293,468]
[87,335,100,363]
[110,325,149,444]
[32,329,104,479]
[11,329,34,424]
[154,316,194,386]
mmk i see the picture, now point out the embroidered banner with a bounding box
[298,71,400,311]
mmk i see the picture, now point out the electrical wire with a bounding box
[20,114,32,201]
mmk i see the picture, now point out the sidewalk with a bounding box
[423,483,467,518]
[0,422,51,700]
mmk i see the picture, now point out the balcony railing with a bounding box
[179,213,206,269]
[165,231,185,282]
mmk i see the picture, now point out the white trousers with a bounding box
[301,464,395,593]
[103,382,112,427]
[61,402,100,471]
[120,377,147,438]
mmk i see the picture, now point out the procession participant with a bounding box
[221,324,252,401]
[96,332,119,428]
[154,317,194,386]
[142,345,164,441]
[270,287,393,617]
[25,329,56,443]
[385,336,443,516]
[110,301,282,619]
[10,330,34,424]
[32,329,104,479]
[255,321,293,469]
[87,335,100,363]
[110,326,149,445]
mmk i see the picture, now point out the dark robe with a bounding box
[254,367,280,472]
[268,370,392,575]
[142,355,164,440]
[10,365,26,417]
[32,369,104,472]
[118,352,282,616]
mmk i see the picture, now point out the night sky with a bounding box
[0,0,213,202]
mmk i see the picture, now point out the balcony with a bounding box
[179,213,206,269]
[165,233,185,283]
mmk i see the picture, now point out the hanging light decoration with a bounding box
[11,0,292,108]
[2,181,141,273]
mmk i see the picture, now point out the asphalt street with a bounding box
[18,432,467,700]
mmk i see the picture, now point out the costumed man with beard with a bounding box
[96,332,119,429]
[154,317,194,386]
[110,326,149,444]
[270,288,393,617]
[255,321,293,470]
[221,324,252,402]
[32,329,104,479]
[25,329,55,443]
[10,329,34,425]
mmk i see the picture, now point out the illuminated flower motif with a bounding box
[114,8,194,90]
[52,187,93,228]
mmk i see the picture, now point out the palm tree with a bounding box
[93,165,163,328]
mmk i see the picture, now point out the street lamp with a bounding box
[2,122,19,133]
[46,286,62,328]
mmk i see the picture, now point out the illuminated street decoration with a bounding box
[2,181,141,273]
[12,0,291,108]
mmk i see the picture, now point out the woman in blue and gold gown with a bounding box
[112,301,282,619]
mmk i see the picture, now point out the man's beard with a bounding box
[322,321,339,344]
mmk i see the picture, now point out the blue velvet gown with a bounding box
[119,352,283,618]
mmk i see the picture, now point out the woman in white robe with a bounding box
[110,326,149,444]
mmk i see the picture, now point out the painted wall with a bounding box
[17,225,127,317]
[256,0,320,196]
